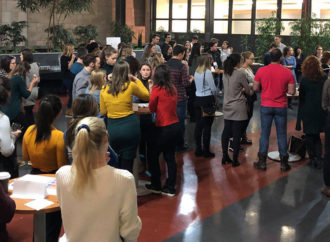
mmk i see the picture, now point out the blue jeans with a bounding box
[176,100,187,147]
[259,106,288,156]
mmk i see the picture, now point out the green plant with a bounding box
[45,24,75,51]
[73,25,98,45]
[240,35,251,52]
[138,32,143,48]
[0,21,27,50]
[109,22,135,43]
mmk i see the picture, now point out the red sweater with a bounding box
[149,85,179,127]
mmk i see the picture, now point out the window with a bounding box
[281,21,294,35]
[256,0,277,19]
[156,20,169,31]
[232,21,251,34]
[172,20,188,32]
[191,20,205,32]
[233,0,252,19]
[172,0,188,19]
[282,0,302,19]
[312,0,330,19]
[156,0,169,18]
[214,20,229,34]
[214,0,229,19]
[190,0,205,32]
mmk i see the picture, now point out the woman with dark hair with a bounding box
[321,51,330,76]
[22,95,67,242]
[142,44,155,64]
[126,56,140,77]
[0,56,16,77]
[162,44,173,61]
[145,64,179,196]
[100,61,149,173]
[20,48,39,126]
[221,53,253,167]
[220,41,233,64]
[297,56,327,168]
[294,47,305,82]
[282,46,297,83]
[100,45,118,81]
[189,43,201,75]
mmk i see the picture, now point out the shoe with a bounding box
[280,155,291,172]
[254,153,267,171]
[232,160,241,167]
[222,155,233,165]
[241,137,252,145]
[195,148,203,157]
[145,184,161,194]
[321,187,330,197]
[161,187,176,197]
[229,140,244,152]
[203,151,215,158]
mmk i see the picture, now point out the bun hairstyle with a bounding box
[0,76,11,107]
[224,53,242,76]
[241,51,253,62]
[71,117,107,195]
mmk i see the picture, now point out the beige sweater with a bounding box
[56,165,142,242]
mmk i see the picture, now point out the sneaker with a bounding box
[161,187,176,197]
[145,184,161,194]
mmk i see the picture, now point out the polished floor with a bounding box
[7,96,330,242]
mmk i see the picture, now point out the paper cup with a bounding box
[0,172,11,193]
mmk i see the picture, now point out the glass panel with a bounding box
[156,20,169,32]
[282,0,302,19]
[156,0,169,18]
[214,0,229,19]
[173,0,188,19]
[191,0,206,19]
[256,0,277,19]
[232,21,251,34]
[214,20,228,34]
[191,20,205,33]
[233,0,253,19]
[172,20,187,32]
[312,0,330,19]
[281,21,294,35]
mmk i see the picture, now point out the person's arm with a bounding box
[132,79,150,102]
[68,54,76,70]
[239,71,253,96]
[56,132,68,168]
[287,72,296,95]
[181,64,191,87]
[205,70,217,94]
[119,173,142,241]
[322,78,330,111]
[0,116,16,157]
[75,77,89,97]
[0,185,15,224]
[16,76,31,98]
[292,57,297,69]
[22,129,30,161]
[148,87,158,113]
[253,70,261,92]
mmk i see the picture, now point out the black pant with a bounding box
[305,133,322,161]
[0,152,18,178]
[221,120,246,161]
[194,96,215,152]
[24,105,35,128]
[186,83,196,122]
[149,123,179,190]
[139,114,154,168]
[324,114,330,187]
[241,98,255,138]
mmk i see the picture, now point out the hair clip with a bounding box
[77,124,90,133]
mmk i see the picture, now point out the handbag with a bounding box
[201,71,216,117]
[288,135,306,159]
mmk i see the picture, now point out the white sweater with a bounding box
[56,165,142,242]
[0,113,16,157]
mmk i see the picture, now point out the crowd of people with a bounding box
[0,33,329,241]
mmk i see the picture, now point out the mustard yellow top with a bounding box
[22,125,68,172]
[100,79,150,118]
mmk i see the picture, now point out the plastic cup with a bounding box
[0,172,11,193]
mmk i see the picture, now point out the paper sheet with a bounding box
[25,199,54,211]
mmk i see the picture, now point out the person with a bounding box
[144,34,161,53]
[321,51,330,76]
[194,53,217,157]
[161,33,171,57]
[163,33,171,46]
[162,44,173,62]
[100,45,118,81]
[274,35,286,52]
[184,41,191,61]
[264,42,277,66]
[85,69,106,116]
[221,54,253,167]
[315,45,323,61]
[0,77,21,178]
[70,46,88,75]
[240,51,257,145]
[145,64,180,196]
[3,62,38,132]
[322,75,330,197]
[20,48,39,127]
[294,46,305,83]
[282,46,297,83]
[0,55,16,77]
[60,43,76,116]
[56,117,142,242]
[22,95,68,242]
[220,41,233,64]
[189,43,201,76]
[207,41,223,91]
[100,61,149,173]
[191,35,198,48]
[149,52,164,73]
[0,184,15,242]
[165,44,192,150]
[72,54,100,100]
[142,44,155,64]
[86,41,99,54]
[253,49,295,171]
[126,56,140,77]
[296,56,327,168]
[118,45,134,61]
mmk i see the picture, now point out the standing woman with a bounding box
[0,55,16,77]
[60,43,76,116]
[100,61,149,173]
[221,54,253,167]
[145,64,180,196]
[194,53,217,157]
[322,75,330,197]
[100,45,118,81]
[220,41,232,65]
[296,56,327,168]
[85,69,106,116]
[282,46,297,83]
[294,47,305,82]
[142,44,155,64]
[20,48,39,126]
[184,41,191,62]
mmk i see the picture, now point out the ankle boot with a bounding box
[232,159,241,167]
[280,155,291,171]
[254,153,267,171]
[222,153,233,164]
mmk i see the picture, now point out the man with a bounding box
[144,34,161,54]
[253,49,295,171]
[207,41,223,90]
[70,47,88,75]
[72,54,100,100]
[274,35,286,52]
[161,33,171,57]
[165,44,193,150]
[191,35,198,48]
[264,42,278,66]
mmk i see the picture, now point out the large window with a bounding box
[312,0,330,19]
[214,0,229,33]
[155,0,169,31]
[256,0,277,18]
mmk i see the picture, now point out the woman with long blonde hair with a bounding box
[56,117,142,242]
[86,69,106,115]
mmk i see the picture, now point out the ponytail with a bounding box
[224,53,242,76]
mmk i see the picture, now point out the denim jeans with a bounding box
[259,106,288,156]
[176,100,187,148]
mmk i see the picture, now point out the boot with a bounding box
[254,153,267,171]
[203,135,215,158]
[222,153,233,165]
[232,159,241,167]
[280,155,291,171]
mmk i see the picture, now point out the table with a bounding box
[9,174,60,242]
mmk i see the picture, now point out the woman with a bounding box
[322,75,330,197]
[296,56,327,169]
[162,44,173,61]
[119,45,134,61]
[221,54,253,167]
[145,64,180,196]
[22,95,67,242]
[142,44,155,64]
[184,41,191,61]
[100,45,118,80]
[85,69,106,114]
[0,77,21,178]
[100,61,149,173]
[3,62,38,132]
[0,55,16,77]
[240,51,257,145]
[282,46,297,83]
[189,43,201,76]
[194,53,217,158]
[220,41,232,64]
[20,48,39,126]
[321,51,330,76]
[126,56,140,77]
[149,52,164,74]
[60,43,76,116]
[56,117,142,242]
[294,47,305,82]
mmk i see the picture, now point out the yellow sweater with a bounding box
[100,79,150,118]
[22,125,68,172]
